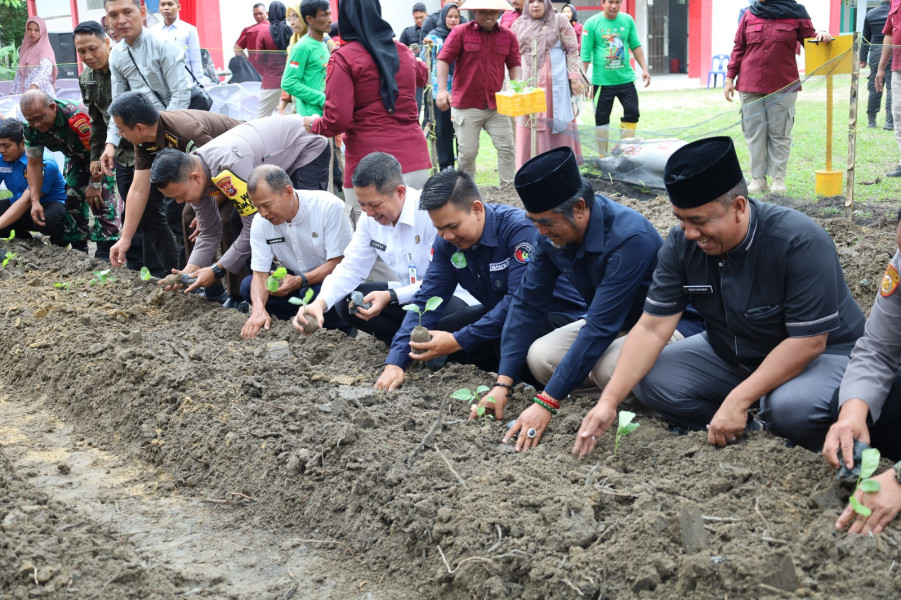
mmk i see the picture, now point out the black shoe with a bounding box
[70,240,89,253]
[205,289,229,304]
[886,122,895,131]
[868,118,878,128]
[223,297,249,313]
[94,240,115,261]
[887,167,901,177]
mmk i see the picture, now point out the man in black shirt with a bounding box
[861,0,892,129]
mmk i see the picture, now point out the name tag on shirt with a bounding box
[266,237,285,245]
[489,259,510,272]
[370,240,387,251]
[683,285,713,294]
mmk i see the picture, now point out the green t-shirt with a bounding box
[281,35,329,117]
[580,12,641,86]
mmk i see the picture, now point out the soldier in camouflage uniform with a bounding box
[20,90,120,256]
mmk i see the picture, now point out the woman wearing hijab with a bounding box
[422,3,462,170]
[277,2,308,115]
[254,1,293,116]
[13,17,58,95]
[512,0,583,167]
[725,0,831,195]
[561,4,582,48]
[303,0,430,218]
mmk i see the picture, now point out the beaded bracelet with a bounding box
[493,381,514,394]
[533,397,558,415]
[537,392,560,410]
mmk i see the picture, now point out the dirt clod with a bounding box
[410,325,430,354]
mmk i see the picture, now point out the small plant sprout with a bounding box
[613,411,639,457]
[1,251,16,267]
[402,296,444,327]
[266,267,288,293]
[1,229,13,244]
[288,286,315,307]
[404,297,444,354]
[140,266,152,281]
[450,386,495,419]
[849,447,882,517]
[54,281,72,291]
[89,268,114,285]
[289,288,318,334]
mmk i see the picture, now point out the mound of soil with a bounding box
[0,189,898,599]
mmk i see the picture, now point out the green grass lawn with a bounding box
[473,74,899,210]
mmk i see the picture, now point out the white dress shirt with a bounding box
[318,187,436,310]
[250,189,352,275]
[150,18,204,82]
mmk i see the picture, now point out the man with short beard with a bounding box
[472,147,703,448]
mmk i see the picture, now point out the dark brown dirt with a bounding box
[0,185,899,599]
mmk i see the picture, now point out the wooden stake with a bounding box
[846,32,860,218]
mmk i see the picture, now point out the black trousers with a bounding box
[115,162,180,276]
[830,367,901,461]
[0,201,66,246]
[433,100,456,170]
[867,48,893,122]
[290,145,332,191]
[593,81,640,127]
[334,281,475,346]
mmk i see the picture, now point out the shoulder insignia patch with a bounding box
[513,241,532,264]
[881,263,899,297]
[212,169,257,217]
[67,112,92,151]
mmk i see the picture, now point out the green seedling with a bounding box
[1,229,13,244]
[450,386,495,419]
[140,266,152,281]
[89,268,114,285]
[849,447,882,517]
[54,281,72,291]
[289,287,318,334]
[2,251,16,267]
[403,297,444,354]
[267,267,288,293]
[613,411,639,457]
[510,79,531,94]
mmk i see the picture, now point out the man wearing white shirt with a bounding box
[241,165,352,339]
[149,0,204,82]
[296,152,474,343]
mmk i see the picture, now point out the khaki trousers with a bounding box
[257,88,283,118]
[526,319,685,397]
[451,107,515,187]
[739,90,797,179]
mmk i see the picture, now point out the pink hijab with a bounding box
[19,17,58,84]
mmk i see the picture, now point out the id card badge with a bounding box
[407,253,417,284]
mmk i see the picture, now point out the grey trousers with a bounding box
[450,107,516,187]
[633,333,848,451]
[866,49,892,121]
[526,319,684,398]
[739,90,797,179]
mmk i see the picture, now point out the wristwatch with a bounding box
[89,182,102,189]
[210,263,226,278]
[388,288,399,305]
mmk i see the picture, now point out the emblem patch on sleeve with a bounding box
[212,170,257,217]
[513,242,532,264]
[881,263,899,297]
[67,113,92,151]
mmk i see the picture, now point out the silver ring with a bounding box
[526,428,537,439]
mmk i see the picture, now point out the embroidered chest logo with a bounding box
[451,251,467,268]
[881,263,899,297]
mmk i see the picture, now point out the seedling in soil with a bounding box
[54,281,72,291]
[2,251,16,267]
[159,273,197,287]
[613,411,639,457]
[403,296,443,354]
[849,447,882,517]
[89,269,114,285]
[266,267,287,293]
[289,287,319,334]
[450,386,495,419]
[1,230,13,244]
[140,267,152,281]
